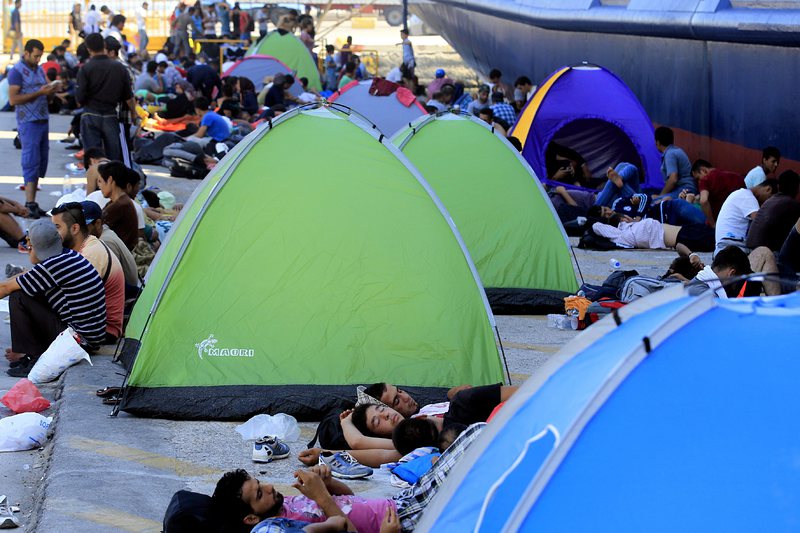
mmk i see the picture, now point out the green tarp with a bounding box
[247,31,322,91]
[121,105,503,420]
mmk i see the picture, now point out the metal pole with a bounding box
[402,0,408,30]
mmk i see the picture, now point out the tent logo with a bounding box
[195,334,255,360]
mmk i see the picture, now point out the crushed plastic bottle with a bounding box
[609,258,621,269]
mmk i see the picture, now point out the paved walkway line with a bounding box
[502,341,560,353]
[47,498,162,532]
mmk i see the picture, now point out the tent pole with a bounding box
[571,246,585,286]
[495,326,512,385]
[403,0,408,30]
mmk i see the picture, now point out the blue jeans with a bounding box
[18,120,49,183]
[661,198,707,225]
[138,29,149,53]
[594,174,640,207]
[81,112,123,163]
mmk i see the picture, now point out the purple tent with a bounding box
[328,80,428,137]
[510,64,663,190]
[223,55,302,96]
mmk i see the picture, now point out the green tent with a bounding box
[392,112,578,313]
[120,104,504,420]
[247,31,322,91]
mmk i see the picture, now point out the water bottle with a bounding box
[62,174,73,196]
[547,314,560,328]
[609,258,621,270]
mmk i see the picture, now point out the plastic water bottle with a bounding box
[62,174,73,196]
[609,258,621,270]
[546,314,560,328]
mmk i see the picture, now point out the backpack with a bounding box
[163,490,214,533]
[307,408,351,450]
[578,226,620,251]
[620,275,681,303]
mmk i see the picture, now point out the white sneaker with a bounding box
[252,436,291,463]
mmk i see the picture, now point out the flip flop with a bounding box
[96,386,121,398]
[102,396,121,405]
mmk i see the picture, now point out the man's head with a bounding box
[586,205,615,221]
[514,75,532,91]
[111,14,125,29]
[14,0,21,8]
[104,36,121,57]
[193,95,210,115]
[326,44,334,54]
[654,126,674,152]
[477,84,489,102]
[83,146,107,173]
[488,68,501,82]
[28,220,64,264]
[85,33,106,54]
[344,61,356,75]
[146,60,158,75]
[400,28,409,39]
[23,40,45,67]
[51,202,89,250]
[753,178,778,204]
[97,160,132,197]
[778,170,800,198]
[283,74,295,89]
[81,201,104,237]
[478,107,493,125]
[100,5,110,14]
[211,469,284,532]
[364,382,419,417]
[491,91,504,104]
[711,246,752,280]
[691,158,713,180]
[761,146,781,174]
[53,46,66,57]
[352,403,403,437]
[392,418,439,456]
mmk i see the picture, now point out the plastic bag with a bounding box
[235,414,300,442]
[1,379,51,413]
[0,412,52,452]
[28,328,92,384]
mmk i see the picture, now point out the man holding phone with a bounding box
[8,39,59,219]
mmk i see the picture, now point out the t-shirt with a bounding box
[698,169,744,220]
[103,194,139,250]
[175,11,192,32]
[661,145,695,193]
[134,73,160,93]
[592,219,667,249]
[338,75,354,90]
[80,236,125,338]
[264,83,286,107]
[714,188,760,255]
[16,249,107,346]
[200,111,231,142]
[466,99,490,117]
[7,61,48,123]
[745,194,800,252]
[133,199,146,230]
[100,225,139,286]
[279,495,394,533]
[426,99,447,112]
[744,165,767,189]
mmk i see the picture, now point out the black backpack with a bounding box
[163,490,214,533]
[307,408,351,451]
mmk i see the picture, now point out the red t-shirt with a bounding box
[40,60,62,77]
[699,169,744,219]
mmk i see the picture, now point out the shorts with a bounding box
[443,383,502,429]
[676,223,715,252]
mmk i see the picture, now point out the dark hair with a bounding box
[83,147,106,169]
[98,161,133,187]
[104,36,121,53]
[664,256,701,280]
[283,74,295,86]
[586,205,602,219]
[85,33,105,53]
[194,96,210,110]
[146,61,158,74]
[51,202,88,233]
[210,469,254,532]
[655,126,674,147]
[424,105,439,114]
[392,418,439,456]
[778,170,800,197]
[363,383,387,401]
[141,189,161,208]
[759,177,779,195]
[400,28,409,35]
[711,246,752,275]
[439,423,467,451]
[54,45,66,54]
[351,404,376,437]
[239,77,255,93]
[691,159,712,175]
[491,92,504,103]
[344,61,356,74]
[25,39,45,53]
[111,14,126,26]
[514,76,532,87]
[325,44,335,53]
[488,68,501,79]
[607,213,622,227]
[762,146,781,161]
[299,77,308,87]
[46,68,58,82]
[507,136,522,152]
[479,108,493,119]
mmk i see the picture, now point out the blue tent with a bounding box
[418,288,800,531]
[509,64,663,190]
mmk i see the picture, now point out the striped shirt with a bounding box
[17,249,107,346]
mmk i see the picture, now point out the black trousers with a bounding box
[10,291,65,357]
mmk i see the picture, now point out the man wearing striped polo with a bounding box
[0,220,106,377]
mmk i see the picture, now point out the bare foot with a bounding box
[5,348,24,363]
[607,167,623,188]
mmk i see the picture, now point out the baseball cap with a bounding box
[155,52,168,64]
[28,220,64,261]
[80,200,103,225]
[435,68,445,78]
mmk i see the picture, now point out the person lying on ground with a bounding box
[746,170,800,252]
[662,254,704,283]
[210,465,395,533]
[51,201,124,342]
[686,245,753,298]
[592,213,716,253]
[0,220,106,377]
[692,159,744,228]
[589,192,706,227]
[594,163,641,208]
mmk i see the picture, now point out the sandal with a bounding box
[96,387,121,398]
[102,396,121,405]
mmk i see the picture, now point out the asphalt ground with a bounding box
[0,110,708,531]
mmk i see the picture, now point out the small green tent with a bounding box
[120,104,504,420]
[247,31,322,91]
[393,112,578,313]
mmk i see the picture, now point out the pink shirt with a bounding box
[280,495,394,533]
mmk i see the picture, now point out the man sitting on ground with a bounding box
[52,202,125,343]
[714,178,778,257]
[693,159,744,228]
[210,465,394,533]
[746,170,800,252]
[744,146,780,188]
[82,200,140,293]
[655,126,696,199]
[687,245,753,298]
[187,96,231,146]
[0,220,106,377]
[477,108,507,137]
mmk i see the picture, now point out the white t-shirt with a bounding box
[744,166,766,189]
[133,199,145,230]
[86,190,110,209]
[592,219,666,250]
[386,67,402,83]
[136,6,147,30]
[714,188,759,255]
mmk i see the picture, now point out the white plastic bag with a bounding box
[28,328,92,384]
[0,412,52,452]
[236,414,300,442]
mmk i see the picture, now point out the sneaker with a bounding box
[25,202,47,219]
[252,436,290,463]
[9,355,32,369]
[0,494,19,529]
[319,451,373,479]
[6,356,35,378]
